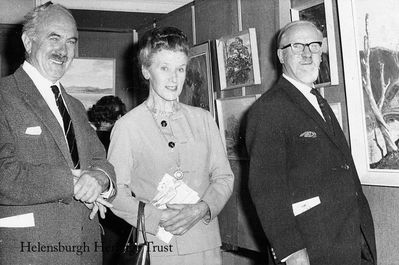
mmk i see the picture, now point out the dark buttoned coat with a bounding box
[246,77,376,264]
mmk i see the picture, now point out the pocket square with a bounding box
[25,126,42,135]
[299,131,317,138]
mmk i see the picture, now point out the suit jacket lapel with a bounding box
[13,67,73,165]
[279,77,347,154]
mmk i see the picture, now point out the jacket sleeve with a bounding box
[245,102,305,262]
[201,111,234,220]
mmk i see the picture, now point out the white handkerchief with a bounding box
[292,196,321,216]
[25,126,42,135]
[0,213,35,227]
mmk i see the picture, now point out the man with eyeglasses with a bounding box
[246,20,376,265]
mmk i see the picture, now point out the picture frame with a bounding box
[179,40,216,117]
[338,0,399,186]
[216,94,261,160]
[290,0,339,87]
[330,102,343,129]
[60,58,116,110]
[216,28,261,90]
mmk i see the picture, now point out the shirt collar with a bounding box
[22,61,61,89]
[282,73,314,95]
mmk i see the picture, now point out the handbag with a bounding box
[118,201,150,265]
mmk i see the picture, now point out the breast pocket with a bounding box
[17,134,49,164]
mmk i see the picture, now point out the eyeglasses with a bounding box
[280,42,322,54]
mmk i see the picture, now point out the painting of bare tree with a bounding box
[357,1,399,169]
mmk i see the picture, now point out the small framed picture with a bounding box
[179,40,216,117]
[290,0,339,87]
[216,94,261,160]
[216,28,261,90]
[60,58,116,109]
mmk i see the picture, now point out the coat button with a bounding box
[168,142,175,148]
[342,164,350,170]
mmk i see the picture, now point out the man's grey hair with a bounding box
[22,1,75,39]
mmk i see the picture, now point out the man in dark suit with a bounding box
[246,20,376,265]
[0,2,115,264]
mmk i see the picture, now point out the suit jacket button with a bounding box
[342,164,350,170]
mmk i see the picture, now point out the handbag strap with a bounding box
[122,201,147,251]
[139,201,148,244]
[133,201,148,245]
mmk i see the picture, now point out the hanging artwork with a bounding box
[216,94,261,160]
[60,58,115,110]
[290,0,339,87]
[179,41,216,117]
[216,28,261,90]
[338,0,399,186]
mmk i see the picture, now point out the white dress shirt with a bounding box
[22,61,67,130]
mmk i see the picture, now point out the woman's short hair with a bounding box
[87,96,126,129]
[138,27,189,68]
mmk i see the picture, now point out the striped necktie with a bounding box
[51,85,80,169]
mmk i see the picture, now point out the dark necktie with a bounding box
[51,85,80,169]
[310,88,334,133]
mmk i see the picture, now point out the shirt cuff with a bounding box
[90,166,114,199]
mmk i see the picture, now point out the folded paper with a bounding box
[0,213,35,228]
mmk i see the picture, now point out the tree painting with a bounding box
[360,14,399,168]
[225,36,252,87]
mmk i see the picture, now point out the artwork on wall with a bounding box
[290,0,339,87]
[216,94,261,160]
[216,28,261,90]
[179,40,216,117]
[338,0,399,186]
[60,58,115,110]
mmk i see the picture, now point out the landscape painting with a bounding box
[216,95,260,160]
[354,0,399,170]
[60,58,115,109]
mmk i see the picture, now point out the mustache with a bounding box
[50,53,68,63]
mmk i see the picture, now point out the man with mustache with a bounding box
[246,21,376,265]
[0,2,115,264]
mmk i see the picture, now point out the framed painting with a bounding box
[290,0,339,87]
[338,0,399,186]
[216,94,261,160]
[216,28,261,90]
[179,40,216,117]
[60,58,115,109]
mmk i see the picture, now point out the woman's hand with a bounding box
[159,201,210,235]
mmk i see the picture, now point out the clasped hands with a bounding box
[159,201,210,236]
[71,169,112,220]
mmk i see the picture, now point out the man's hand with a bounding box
[159,201,210,235]
[72,168,109,203]
[285,249,310,265]
[85,198,112,219]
